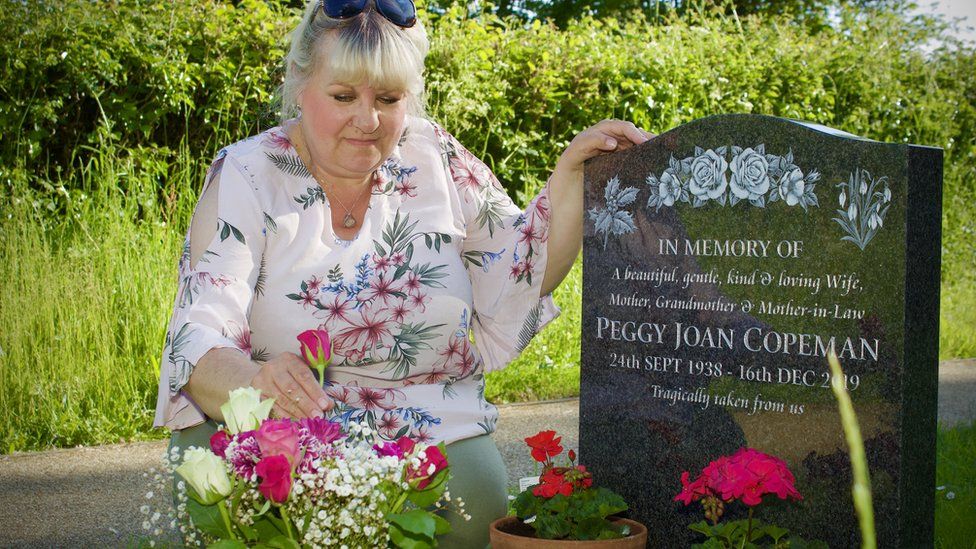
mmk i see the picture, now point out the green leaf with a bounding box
[230,225,245,245]
[388,509,436,549]
[208,541,248,549]
[185,498,227,538]
[432,513,452,535]
[265,536,301,549]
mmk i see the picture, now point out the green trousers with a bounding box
[169,422,508,549]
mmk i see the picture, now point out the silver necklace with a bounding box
[327,179,370,228]
[293,121,371,229]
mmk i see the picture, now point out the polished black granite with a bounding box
[579,114,942,548]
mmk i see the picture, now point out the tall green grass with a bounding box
[0,130,198,452]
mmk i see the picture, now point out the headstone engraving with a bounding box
[580,114,942,548]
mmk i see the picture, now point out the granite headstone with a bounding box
[579,114,942,547]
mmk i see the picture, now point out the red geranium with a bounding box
[525,430,563,464]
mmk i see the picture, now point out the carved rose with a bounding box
[730,148,771,201]
[688,149,728,200]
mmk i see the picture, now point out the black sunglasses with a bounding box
[320,0,417,28]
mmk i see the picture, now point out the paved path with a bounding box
[1,360,973,547]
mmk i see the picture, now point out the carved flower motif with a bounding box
[658,169,684,207]
[777,167,805,206]
[730,148,771,201]
[688,149,729,200]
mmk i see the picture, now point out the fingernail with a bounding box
[605,138,617,148]
[318,398,329,409]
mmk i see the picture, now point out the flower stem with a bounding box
[217,500,238,541]
[745,507,753,546]
[280,505,297,540]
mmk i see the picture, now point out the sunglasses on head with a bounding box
[320,0,417,28]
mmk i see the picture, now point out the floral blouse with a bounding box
[153,116,560,445]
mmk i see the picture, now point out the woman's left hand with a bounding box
[551,119,653,185]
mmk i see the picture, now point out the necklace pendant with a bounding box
[342,213,357,228]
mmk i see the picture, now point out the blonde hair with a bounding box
[277,0,429,123]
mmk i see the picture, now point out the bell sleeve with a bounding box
[437,125,561,372]
[154,151,267,428]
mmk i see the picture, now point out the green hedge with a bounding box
[1,0,974,451]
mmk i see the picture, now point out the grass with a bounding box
[936,420,976,548]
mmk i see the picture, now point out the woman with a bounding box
[154,0,649,545]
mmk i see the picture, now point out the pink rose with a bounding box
[209,430,230,459]
[297,329,332,386]
[408,445,448,489]
[255,419,302,467]
[255,454,292,503]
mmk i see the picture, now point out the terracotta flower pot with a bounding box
[489,516,648,548]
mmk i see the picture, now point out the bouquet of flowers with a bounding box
[164,330,463,548]
[510,430,632,540]
[675,447,824,548]
[170,386,459,548]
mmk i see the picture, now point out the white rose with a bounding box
[220,386,274,434]
[175,447,232,505]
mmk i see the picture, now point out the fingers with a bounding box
[561,119,652,167]
[253,353,333,419]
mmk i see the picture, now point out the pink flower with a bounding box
[377,411,404,439]
[262,130,293,151]
[255,454,292,503]
[299,417,343,445]
[254,419,302,468]
[517,222,540,246]
[390,252,406,266]
[318,294,354,327]
[389,299,410,324]
[674,448,802,508]
[209,430,230,458]
[373,254,393,272]
[374,441,402,458]
[325,384,353,404]
[298,290,317,309]
[450,153,484,198]
[359,276,401,308]
[306,275,323,292]
[297,328,332,386]
[354,386,397,412]
[334,308,395,352]
[530,192,551,223]
[407,292,430,313]
[396,179,418,197]
[402,271,423,295]
[408,445,448,489]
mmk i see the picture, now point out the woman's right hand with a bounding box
[249,352,335,419]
